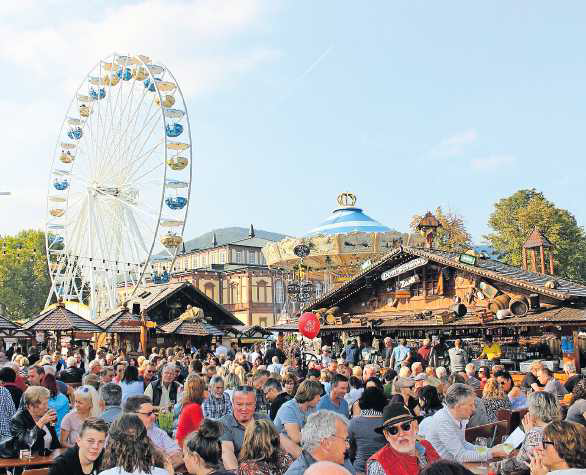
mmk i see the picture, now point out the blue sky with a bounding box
[1,1,585,244]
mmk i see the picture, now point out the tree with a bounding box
[485,189,586,282]
[0,230,51,321]
[410,207,473,253]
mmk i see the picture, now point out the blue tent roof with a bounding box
[305,206,390,236]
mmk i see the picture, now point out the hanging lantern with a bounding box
[298,312,320,339]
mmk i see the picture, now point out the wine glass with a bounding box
[25,431,34,458]
[475,437,489,469]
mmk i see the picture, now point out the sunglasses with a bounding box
[542,440,555,447]
[385,421,412,435]
[137,410,156,417]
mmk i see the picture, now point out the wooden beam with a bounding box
[549,250,555,275]
[574,330,581,373]
[540,245,546,274]
[530,249,537,273]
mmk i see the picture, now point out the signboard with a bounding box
[399,274,420,289]
[287,283,300,295]
[459,253,477,266]
[381,257,428,281]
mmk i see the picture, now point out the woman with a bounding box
[113,362,127,384]
[120,365,144,404]
[176,374,206,448]
[238,419,294,475]
[128,357,138,367]
[42,373,70,435]
[352,378,386,416]
[224,372,241,401]
[282,373,297,398]
[10,386,60,454]
[417,385,443,436]
[61,385,100,448]
[478,366,490,389]
[183,419,233,475]
[348,387,387,475]
[528,420,586,475]
[565,378,586,426]
[482,377,511,423]
[99,413,172,475]
[390,377,421,416]
[493,391,561,474]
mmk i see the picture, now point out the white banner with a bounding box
[381,257,428,281]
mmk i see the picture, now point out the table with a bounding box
[0,448,63,469]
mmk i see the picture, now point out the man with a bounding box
[304,461,352,475]
[100,366,114,385]
[424,384,508,463]
[275,380,324,455]
[367,403,440,475]
[479,335,501,361]
[284,410,353,475]
[203,375,232,419]
[227,342,238,360]
[99,382,122,426]
[328,360,338,375]
[144,363,181,408]
[264,341,285,365]
[341,340,360,367]
[382,337,394,368]
[563,362,582,393]
[465,363,481,389]
[390,339,411,372]
[49,417,107,475]
[538,367,568,399]
[58,356,84,383]
[86,359,102,377]
[253,369,271,413]
[268,356,284,375]
[417,338,432,367]
[264,377,291,420]
[411,362,423,377]
[123,394,183,467]
[220,385,272,470]
[321,346,333,367]
[448,339,469,373]
[362,364,378,383]
[317,374,349,417]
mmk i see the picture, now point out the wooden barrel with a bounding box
[509,296,529,316]
[451,303,467,317]
[488,294,511,313]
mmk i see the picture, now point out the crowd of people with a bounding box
[0,335,583,475]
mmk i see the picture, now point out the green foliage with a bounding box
[485,189,586,282]
[410,207,473,253]
[0,230,50,321]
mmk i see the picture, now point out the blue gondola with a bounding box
[165,123,183,138]
[67,127,83,140]
[144,78,159,92]
[117,67,132,81]
[165,196,187,210]
[89,88,106,100]
[53,179,69,191]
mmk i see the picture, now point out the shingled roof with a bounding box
[96,308,142,333]
[159,318,224,336]
[23,305,104,332]
[523,227,553,249]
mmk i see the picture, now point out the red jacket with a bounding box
[369,440,440,475]
[176,402,203,448]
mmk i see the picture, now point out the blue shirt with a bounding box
[392,345,410,370]
[274,399,315,433]
[317,393,349,416]
[48,392,70,434]
[120,381,145,404]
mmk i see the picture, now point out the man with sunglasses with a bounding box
[424,384,509,463]
[366,403,439,475]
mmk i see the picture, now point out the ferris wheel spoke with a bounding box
[117,106,162,174]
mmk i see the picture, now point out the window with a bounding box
[248,251,256,265]
[257,280,267,302]
[259,253,266,265]
[259,317,267,327]
[202,254,207,266]
[275,281,284,304]
[204,283,215,300]
[235,250,242,263]
[211,253,217,264]
[220,252,225,264]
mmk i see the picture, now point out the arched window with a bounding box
[275,280,284,304]
[257,280,268,303]
[204,282,215,300]
[230,282,239,304]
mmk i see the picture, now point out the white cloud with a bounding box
[470,154,516,171]
[431,128,478,157]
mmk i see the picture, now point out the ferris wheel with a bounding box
[46,53,192,320]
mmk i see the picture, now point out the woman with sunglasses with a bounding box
[482,378,511,423]
[529,420,586,475]
[492,391,561,474]
[367,403,439,475]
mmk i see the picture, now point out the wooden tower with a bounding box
[522,227,554,274]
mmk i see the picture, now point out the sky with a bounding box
[1,0,585,246]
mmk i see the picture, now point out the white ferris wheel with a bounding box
[46,53,192,320]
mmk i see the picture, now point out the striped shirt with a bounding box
[424,407,491,463]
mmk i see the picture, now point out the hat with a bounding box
[414,373,427,382]
[396,377,415,389]
[375,403,415,434]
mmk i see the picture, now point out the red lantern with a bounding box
[298,312,320,339]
